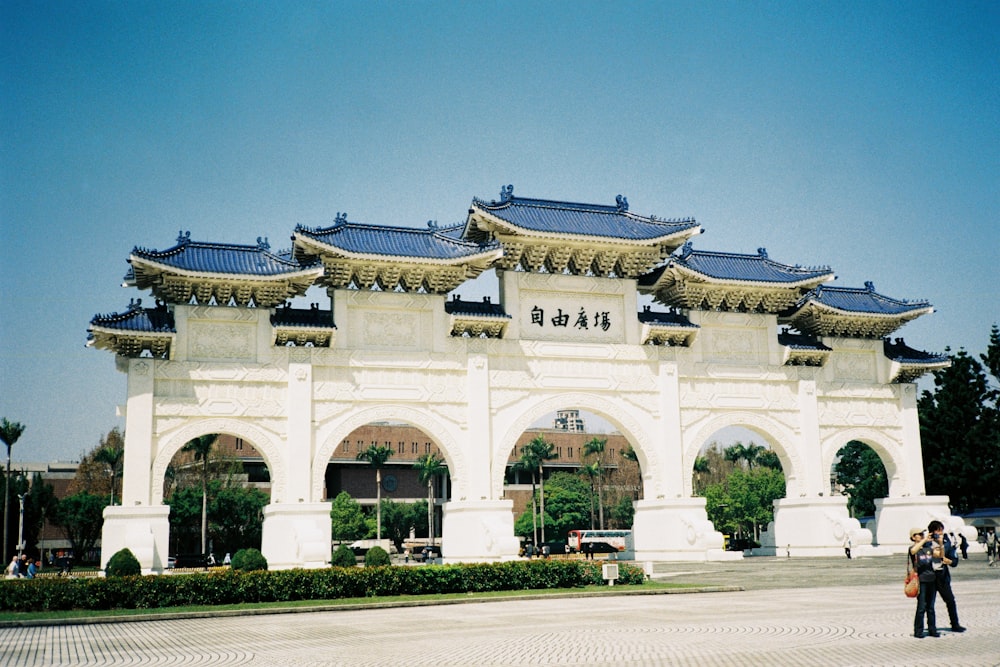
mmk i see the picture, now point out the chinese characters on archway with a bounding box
[530,305,611,332]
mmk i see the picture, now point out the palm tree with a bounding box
[511,454,539,545]
[182,433,218,556]
[579,461,601,529]
[724,442,765,470]
[413,453,446,546]
[357,444,393,541]
[523,436,557,543]
[94,445,124,507]
[583,437,607,529]
[1,418,26,563]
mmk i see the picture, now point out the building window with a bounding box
[424,442,431,454]
[235,438,244,451]
[568,447,573,459]
[412,442,418,454]
[397,441,404,453]
[556,446,562,458]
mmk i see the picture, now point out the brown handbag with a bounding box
[904,558,919,598]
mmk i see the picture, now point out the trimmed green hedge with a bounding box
[0,560,645,613]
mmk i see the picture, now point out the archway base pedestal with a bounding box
[261,502,333,570]
[872,496,976,554]
[632,498,738,562]
[440,500,520,562]
[753,497,875,557]
[100,505,170,573]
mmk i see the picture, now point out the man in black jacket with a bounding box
[927,520,966,633]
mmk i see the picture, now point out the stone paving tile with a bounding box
[1,558,998,666]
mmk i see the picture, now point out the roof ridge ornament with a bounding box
[427,220,438,229]
[177,230,191,245]
[499,184,514,203]
[257,236,270,251]
[865,280,875,292]
[680,241,694,258]
[757,247,768,259]
[334,212,348,225]
[128,298,142,311]
[616,194,629,212]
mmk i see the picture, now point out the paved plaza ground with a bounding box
[1,555,998,666]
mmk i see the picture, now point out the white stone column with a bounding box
[121,358,155,506]
[796,379,824,497]
[898,384,926,495]
[656,358,685,498]
[440,500,520,562]
[632,498,736,561]
[260,356,331,569]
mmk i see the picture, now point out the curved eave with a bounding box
[128,255,325,287]
[86,326,176,358]
[293,231,503,267]
[272,324,337,348]
[469,208,699,248]
[447,313,511,338]
[890,360,950,384]
[644,263,835,291]
[640,322,699,347]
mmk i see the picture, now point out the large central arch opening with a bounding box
[503,408,642,556]
[323,421,451,555]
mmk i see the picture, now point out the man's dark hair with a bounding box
[928,520,944,532]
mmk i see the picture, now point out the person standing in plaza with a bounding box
[927,520,965,632]
[909,527,938,638]
[985,527,997,566]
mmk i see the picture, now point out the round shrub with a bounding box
[331,544,358,568]
[231,548,268,572]
[105,548,142,577]
[364,545,390,567]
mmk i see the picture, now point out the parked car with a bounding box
[173,553,210,568]
[166,556,176,569]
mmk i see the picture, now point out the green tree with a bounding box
[536,471,591,540]
[94,441,124,507]
[356,444,393,540]
[693,456,711,495]
[834,441,888,518]
[704,467,785,544]
[621,444,642,499]
[724,442,766,470]
[413,453,446,546]
[209,485,268,555]
[53,491,107,561]
[522,436,558,542]
[578,461,601,529]
[379,498,427,552]
[1,417,26,562]
[330,491,369,542]
[582,437,608,529]
[23,472,57,559]
[919,332,1000,513]
[181,434,218,555]
[166,485,204,554]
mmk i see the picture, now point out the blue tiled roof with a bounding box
[467,186,699,242]
[637,306,698,328]
[790,282,933,316]
[778,330,831,351]
[89,300,175,333]
[294,217,500,260]
[640,243,834,286]
[130,232,319,276]
[444,296,510,318]
[883,338,948,364]
[271,303,336,328]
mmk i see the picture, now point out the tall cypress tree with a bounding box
[918,327,1000,513]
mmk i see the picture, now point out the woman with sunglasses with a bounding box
[909,527,939,638]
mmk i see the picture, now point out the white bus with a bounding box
[566,529,633,554]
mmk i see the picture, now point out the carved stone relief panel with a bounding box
[188,321,256,362]
[830,351,877,382]
[818,396,900,428]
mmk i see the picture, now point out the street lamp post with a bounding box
[17,493,26,558]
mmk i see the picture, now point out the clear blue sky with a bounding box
[2,1,997,464]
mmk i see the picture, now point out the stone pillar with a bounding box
[754,496,878,557]
[100,505,170,573]
[285,358,313,502]
[440,500,520,562]
[261,502,332,569]
[632,498,736,561]
[121,358,155,506]
[657,359,685,498]
[797,379,824,497]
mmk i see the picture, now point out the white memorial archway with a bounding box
[91,188,962,571]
